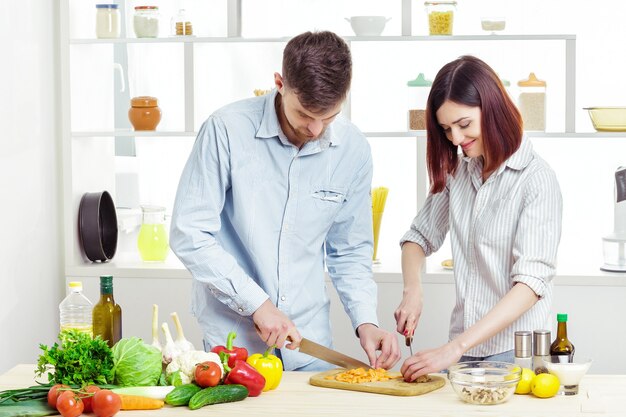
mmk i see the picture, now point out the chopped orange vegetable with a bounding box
[119,394,164,410]
[325,368,392,384]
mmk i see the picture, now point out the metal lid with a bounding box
[135,6,158,10]
[533,329,551,355]
[514,331,532,358]
[96,4,119,9]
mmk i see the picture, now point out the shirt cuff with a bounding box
[350,306,380,335]
[400,229,432,256]
[226,280,269,316]
[513,275,548,299]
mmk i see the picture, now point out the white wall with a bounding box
[0,1,61,373]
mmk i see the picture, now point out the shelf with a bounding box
[69,34,576,45]
[70,130,626,139]
[71,130,196,138]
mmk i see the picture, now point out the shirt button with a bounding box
[280,296,286,301]
[238,308,243,313]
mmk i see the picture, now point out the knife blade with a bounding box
[405,335,413,356]
[298,337,372,369]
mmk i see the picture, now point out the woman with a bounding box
[395,56,562,381]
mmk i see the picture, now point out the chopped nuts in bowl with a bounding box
[448,361,521,405]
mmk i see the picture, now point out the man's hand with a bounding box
[252,299,302,349]
[356,323,401,369]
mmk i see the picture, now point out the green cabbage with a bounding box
[112,337,162,386]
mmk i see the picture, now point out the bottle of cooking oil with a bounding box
[92,275,122,347]
[59,281,93,336]
[550,313,575,363]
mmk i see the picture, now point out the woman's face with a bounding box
[435,100,483,158]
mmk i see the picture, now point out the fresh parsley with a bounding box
[36,330,115,386]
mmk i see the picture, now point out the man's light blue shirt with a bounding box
[170,90,378,370]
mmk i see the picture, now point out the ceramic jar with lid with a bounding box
[95,4,120,39]
[517,72,547,131]
[407,73,433,130]
[128,96,161,131]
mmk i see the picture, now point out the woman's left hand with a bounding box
[400,341,464,382]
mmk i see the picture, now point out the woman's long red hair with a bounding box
[426,56,523,193]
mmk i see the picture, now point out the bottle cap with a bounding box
[514,331,532,358]
[100,275,114,294]
[68,281,83,291]
[407,73,433,87]
[557,313,568,322]
[533,329,551,355]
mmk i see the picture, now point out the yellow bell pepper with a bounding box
[246,346,283,391]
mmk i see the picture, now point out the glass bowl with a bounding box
[542,356,593,395]
[584,107,626,131]
[447,361,520,405]
[481,17,506,34]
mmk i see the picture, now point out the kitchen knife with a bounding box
[405,335,413,356]
[298,338,372,369]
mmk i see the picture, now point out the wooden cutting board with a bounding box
[309,369,446,396]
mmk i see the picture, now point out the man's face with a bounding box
[274,73,343,147]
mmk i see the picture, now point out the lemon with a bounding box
[531,373,560,398]
[515,368,536,394]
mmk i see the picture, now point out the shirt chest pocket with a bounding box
[310,185,347,216]
[476,197,519,244]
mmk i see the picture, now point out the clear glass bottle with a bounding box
[137,205,169,262]
[407,73,432,131]
[133,6,160,38]
[59,281,93,337]
[517,72,547,131]
[172,9,193,36]
[514,331,532,369]
[532,329,551,374]
[95,4,120,39]
[424,1,457,35]
[550,313,575,363]
[92,275,122,347]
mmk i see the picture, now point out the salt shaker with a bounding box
[514,331,532,369]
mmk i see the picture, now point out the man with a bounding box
[170,31,400,371]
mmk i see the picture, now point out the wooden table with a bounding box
[1,365,625,417]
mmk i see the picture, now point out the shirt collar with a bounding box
[462,135,533,177]
[255,89,339,149]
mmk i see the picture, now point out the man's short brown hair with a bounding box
[282,31,352,113]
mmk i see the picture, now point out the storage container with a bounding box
[425,1,456,35]
[128,96,162,130]
[134,6,160,38]
[95,4,120,39]
[518,72,546,131]
[407,73,432,130]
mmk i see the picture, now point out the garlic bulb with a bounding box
[161,322,181,365]
[171,312,195,353]
[151,304,162,351]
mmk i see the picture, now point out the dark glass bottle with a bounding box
[550,313,575,363]
[92,275,122,347]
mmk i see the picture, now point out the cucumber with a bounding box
[188,384,249,410]
[164,384,202,406]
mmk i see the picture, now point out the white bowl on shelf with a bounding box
[345,16,391,36]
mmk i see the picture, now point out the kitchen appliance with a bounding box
[601,166,626,272]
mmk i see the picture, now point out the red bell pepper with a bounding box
[211,331,249,368]
[221,353,266,397]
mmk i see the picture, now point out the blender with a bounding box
[601,166,626,272]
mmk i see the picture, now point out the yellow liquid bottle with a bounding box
[59,281,93,337]
[137,205,169,262]
[92,275,122,348]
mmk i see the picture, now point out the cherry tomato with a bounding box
[92,389,121,417]
[56,391,84,417]
[195,361,222,388]
[47,384,69,409]
[80,385,101,413]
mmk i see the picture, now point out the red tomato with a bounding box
[56,391,84,417]
[92,389,121,417]
[195,361,222,388]
[47,384,69,409]
[80,385,101,413]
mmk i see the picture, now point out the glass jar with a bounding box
[425,1,457,35]
[517,72,547,131]
[133,6,160,38]
[407,73,432,130]
[172,9,193,36]
[128,96,162,131]
[137,205,169,262]
[95,4,120,39]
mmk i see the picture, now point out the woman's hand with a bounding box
[393,287,423,337]
[400,341,464,381]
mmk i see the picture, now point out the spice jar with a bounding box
[407,73,432,130]
[95,4,120,39]
[518,72,547,131]
[172,9,193,36]
[128,96,161,131]
[425,1,457,35]
[133,6,160,38]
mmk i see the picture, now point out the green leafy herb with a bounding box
[36,330,115,386]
